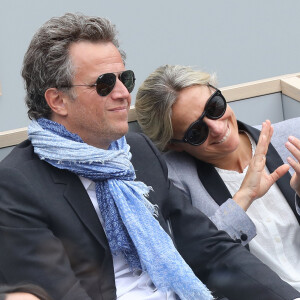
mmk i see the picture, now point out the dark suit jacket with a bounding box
[0,132,299,300]
[196,121,300,225]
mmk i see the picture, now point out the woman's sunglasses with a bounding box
[171,85,227,146]
[60,70,135,97]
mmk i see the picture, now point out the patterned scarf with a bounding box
[28,118,212,300]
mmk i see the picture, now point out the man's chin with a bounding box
[113,125,129,140]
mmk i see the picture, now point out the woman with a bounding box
[135,64,300,291]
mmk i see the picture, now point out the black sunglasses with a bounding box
[171,85,227,146]
[60,70,136,97]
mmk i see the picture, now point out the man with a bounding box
[0,13,299,300]
[0,283,52,300]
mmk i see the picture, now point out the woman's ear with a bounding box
[44,88,68,116]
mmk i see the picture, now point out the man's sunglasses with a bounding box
[60,70,135,97]
[171,85,227,146]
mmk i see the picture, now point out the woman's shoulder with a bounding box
[163,151,198,177]
[163,150,195,165]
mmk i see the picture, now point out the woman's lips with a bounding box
[215,127,231,144]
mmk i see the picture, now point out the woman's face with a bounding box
[170,85,240,164]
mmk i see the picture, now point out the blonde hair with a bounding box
[135,65,216,151]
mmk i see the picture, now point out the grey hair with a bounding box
[135,65,216,151]
[22,12,126,120]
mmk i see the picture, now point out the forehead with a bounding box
[69,41,125,78]
[172,85,212,118]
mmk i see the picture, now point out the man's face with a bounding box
[61,41,131,149]
[5,293,40,300]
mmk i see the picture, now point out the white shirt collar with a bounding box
[79,176,95,191]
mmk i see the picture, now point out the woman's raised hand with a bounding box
[286,136,300,196]
[233,120,290,211]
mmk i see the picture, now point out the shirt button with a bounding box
[275,236,281,243]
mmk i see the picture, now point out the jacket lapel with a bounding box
[49,166,110,249]
[196,158,232,206]
[239,122,300,225]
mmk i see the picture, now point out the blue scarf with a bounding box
[28,118,212,300]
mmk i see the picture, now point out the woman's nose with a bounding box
[204,117,224,136]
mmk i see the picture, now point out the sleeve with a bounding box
[0,167,92,300]
[211,198,256,245]
[166,155,256,246]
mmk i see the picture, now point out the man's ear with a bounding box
[44,88,68,116]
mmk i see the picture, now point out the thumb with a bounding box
[269,164,290,183]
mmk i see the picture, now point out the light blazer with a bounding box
[0,132,299,300]
[165,118,300,245]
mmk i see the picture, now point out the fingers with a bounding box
[286,136,300,162]
[288,135,300,148]
[285,136,300,176]
[287,156,300,174]
[267,121,274,146]
[250,120,272,171]
[262,120,273,146]
[255,120,273,157]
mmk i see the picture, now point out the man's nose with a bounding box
[110,78,130,100]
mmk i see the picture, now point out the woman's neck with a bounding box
[213,132,252,173]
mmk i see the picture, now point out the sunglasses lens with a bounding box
[120,70,135,93]
[206,92,227,119]
[96,71,135,96]
[186,121,209,145]
[96,73,116,96]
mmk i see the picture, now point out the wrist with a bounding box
[233,189,255,211]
